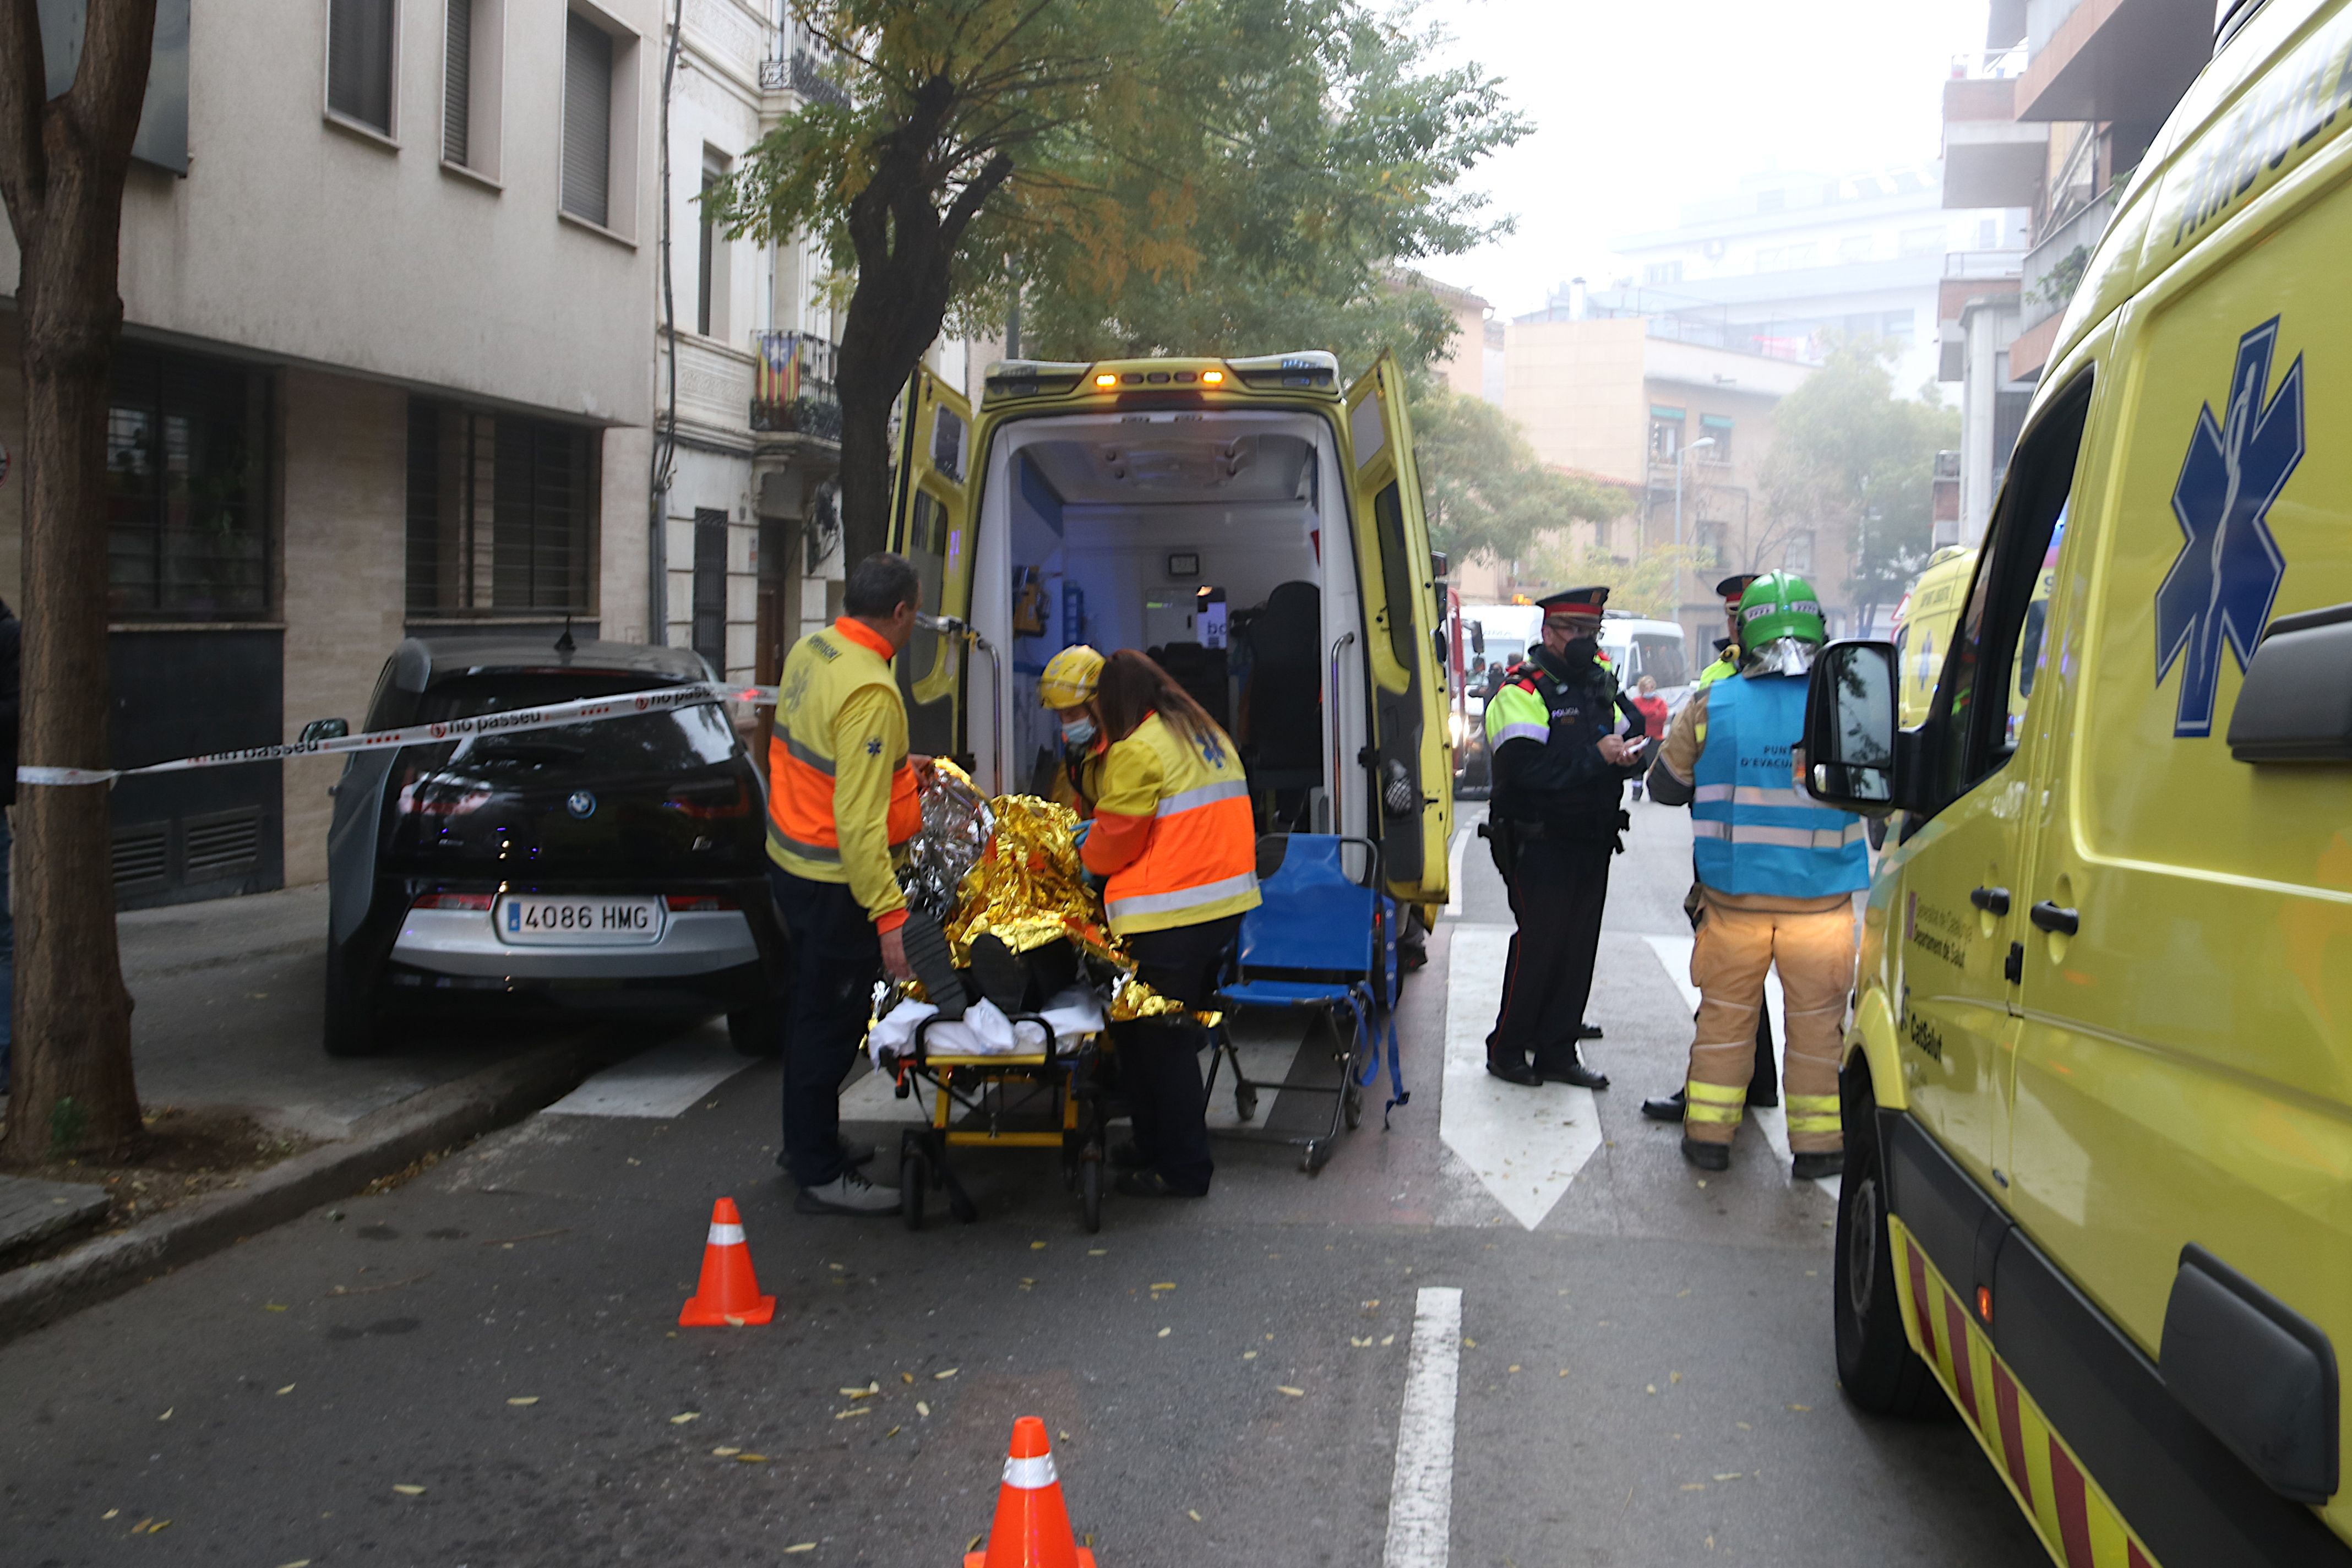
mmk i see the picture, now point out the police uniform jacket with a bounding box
[1483,647,1637,840]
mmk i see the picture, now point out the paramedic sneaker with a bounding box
[796,1167,901,1216]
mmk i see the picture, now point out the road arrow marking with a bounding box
[1441,924,1602,1229]
[1638,933,1837,1199]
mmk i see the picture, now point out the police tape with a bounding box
[15,682,783,787]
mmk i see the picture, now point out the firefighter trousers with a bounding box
[1683,902,1854,1153]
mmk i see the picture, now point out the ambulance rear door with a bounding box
[1342,352,1452,907]
[887,367,977,764]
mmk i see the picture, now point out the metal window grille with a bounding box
[691,509,728,671]
[562,13,612,225]
[406,400,595,614]
[443,0,471,165]
[106,345,271,617]
[327,0,396,133]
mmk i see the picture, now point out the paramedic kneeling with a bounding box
[1068,650,1261,1199]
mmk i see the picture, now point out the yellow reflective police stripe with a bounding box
[1786,1093,1841,1134]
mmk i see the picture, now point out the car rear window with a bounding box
[1632,634,1689,688]
[416,672,740,770]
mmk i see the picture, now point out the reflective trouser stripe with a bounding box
[1684,1080,1746,1126]
[1785,1093,1841,1136]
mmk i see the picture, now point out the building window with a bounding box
[443,0,471,163]
[1648,405,1685,463]
[1696,520,1728,568]
[440,0,504,177]
[1642,259,1683,286]
[1977,216,2000,248]
[327,0,398,136]
[406,400,597,616]
[1899,224,1946,255]
[692,509,728,671]
[1699,414,1734,462]
[1785,531,1815,574]
[562,10,613,226]
[1756,243,1817,272]
[1757,188,1785,214]
[106,346,273,618]
[697,148,729,337]
[1837,233,1874,263]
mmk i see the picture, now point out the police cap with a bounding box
[1534,585,1609,618]
[1715,573,1761,606]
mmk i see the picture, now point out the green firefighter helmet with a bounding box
[1736,571,1828,649]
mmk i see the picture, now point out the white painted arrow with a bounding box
[1441,923,1604,1229]
[1639,933,1838,1199]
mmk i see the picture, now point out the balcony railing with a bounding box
[750,330,843,440]
[1949,43,2027,79]
[1943,249,2026,280]
[759,50,850,110]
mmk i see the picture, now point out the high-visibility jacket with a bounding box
[766,618,924,929]
[1692,650,1739,744]
[1080,711,1261,935]
[1689,672,1869,899]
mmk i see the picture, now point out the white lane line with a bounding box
[1382,1285,1464,1568]
[542,1031,752,1118]
[1206,1031,1295,1131]
[1440,924,1602,1229]
[1637,933,1838,1200]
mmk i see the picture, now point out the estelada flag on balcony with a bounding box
[756,333,802,405]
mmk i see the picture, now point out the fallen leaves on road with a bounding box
[1787,1403,1811,1412]
[325,1271,432,1298]
[916,1402,931,1418]
[1032,1241,1048,1250]
[1714,1472,1743,1481]
[275,1384,295,1396]
[835,1408,872,1420]
[1462,1338,1477,1348]
[840,1384,879,1399]
[1242,1351,1258,1360]
[1646,1385,1658,1395]
[1187,1510,1202,1523]
[264,1302,288,1312]
[157,1408,172,1421]
[1670,1371,1684,1384]
[1156,1327,1171,1338]
[934,1368,958,1380]
[784,1545,815,1555]
[886,1425,901,1437]
[1351,1337,1373,1347]
[712,1446,741,1456]
[1381,1335,1396,1347]
[101,1510,118,1520]
[392,1484,426,1496]
[1276,1386,1305,1398]
[1152,1282,1177,1291]
[735,1453,770,1463]
[671,1412,701,1424]
[274,1560,312,1567]
[1681,1482,1705,1492]
[507,1397,540,1407]
[1087,1248,1107,1256]
[900,1373,914,1384]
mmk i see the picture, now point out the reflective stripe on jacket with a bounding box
[1692,652,1738,744]
[1081,711,1261,935]
[1690,673,1869,899]
[766,618,923,924]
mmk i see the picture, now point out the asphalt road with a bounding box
[0,793,2046,1567]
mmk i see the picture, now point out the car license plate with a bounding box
[496,896,663,945]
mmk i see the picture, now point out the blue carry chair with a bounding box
[1207,834,1408,1173]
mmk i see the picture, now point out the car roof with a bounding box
[387,635,714,694]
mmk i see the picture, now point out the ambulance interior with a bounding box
[962,409,1368,840]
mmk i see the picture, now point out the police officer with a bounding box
[1481,586,1647,1089]
[766,552,932,1216]
[1642,572,1863,1177]
[1643,573,1782,1123]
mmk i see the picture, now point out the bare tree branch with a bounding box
[0,0,51,227]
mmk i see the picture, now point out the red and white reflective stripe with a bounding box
[1001,1452,1058,1490]
[706,1221,747,1247]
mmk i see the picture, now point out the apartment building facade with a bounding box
[1937,0,2214,542]
[0,0,661,907]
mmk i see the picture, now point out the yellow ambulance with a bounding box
[885,351,1453,915]
[1801,2,2352,1562]
[1891,546,1977,728]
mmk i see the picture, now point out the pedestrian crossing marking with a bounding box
[542,1032,754,1119]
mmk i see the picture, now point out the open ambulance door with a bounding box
[1343,352,1453,911]
[886,367,976,766]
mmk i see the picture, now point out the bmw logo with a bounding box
[566,790,597,820]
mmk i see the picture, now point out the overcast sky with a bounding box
[1424,0,1994,318]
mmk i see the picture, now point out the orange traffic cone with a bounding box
[678,1197,776,1326]
[962,1417,1097,1567]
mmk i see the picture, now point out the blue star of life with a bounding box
[2154,316,2304,738]
[865,738,883,756]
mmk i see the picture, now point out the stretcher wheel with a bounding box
[1300,1140,1329,1175]
[1342,1079,1363,1131]
[1234,1082,1259,1123]
[900,1148,928,1231]
[1079,1158,1103,1234]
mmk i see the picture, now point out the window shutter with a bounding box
[443,0,471,166]
[562,13,612,226]
[327,0,396,134]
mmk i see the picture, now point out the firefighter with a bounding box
[1062,649,1261,1197]
[1480,586,1648,1089]
[1642,571,1864,1177]
[1643,573,1783,1123]
[766,552,932,1216]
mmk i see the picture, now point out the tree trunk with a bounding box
[0,0,159,1160]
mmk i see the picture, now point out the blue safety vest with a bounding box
[1691,673,1869,897]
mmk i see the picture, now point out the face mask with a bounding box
[1559,634,1600,664]
[1061,715,1098,748]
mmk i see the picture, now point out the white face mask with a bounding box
[1061,715,1098,748]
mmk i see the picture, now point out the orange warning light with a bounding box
[1201,368,1226,385]
[1093,372,1118,389]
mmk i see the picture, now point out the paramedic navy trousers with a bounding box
[1111,913,1243,1197]
[771,865,879,1190]
[1488,834,1614,1072]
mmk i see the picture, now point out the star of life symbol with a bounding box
[2154,316,2304,738]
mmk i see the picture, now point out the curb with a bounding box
[0,1032,627,1347]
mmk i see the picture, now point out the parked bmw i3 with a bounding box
[311,635,782,1056]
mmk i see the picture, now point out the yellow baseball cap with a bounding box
[1037,644,1104,709]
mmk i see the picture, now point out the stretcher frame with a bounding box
[881,1012,1112,1233]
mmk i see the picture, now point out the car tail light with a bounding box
[662,780,754,819]
[665,895,740,912]
[413,892,495,911]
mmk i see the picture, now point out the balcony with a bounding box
[1943,249,2026,281]
[1942,70,2048,209]
[758,50,851,111]
[749,330,843,443]
[2014,0,2211,127]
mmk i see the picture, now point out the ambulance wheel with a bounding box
[900,1148,928,1232]
[1834,1064,1937,1416]
[1234,1082,1259,1123]
[1079,1157,1103,1234]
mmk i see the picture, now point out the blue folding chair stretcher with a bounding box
[1207,834,1407,1173]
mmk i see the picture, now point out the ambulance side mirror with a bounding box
[1804,641,1898,813]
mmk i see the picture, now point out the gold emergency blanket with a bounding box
[932,788,1212,1025]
